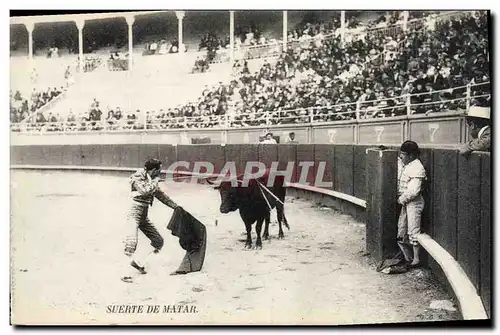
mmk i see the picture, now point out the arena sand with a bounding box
[10,170,460,325]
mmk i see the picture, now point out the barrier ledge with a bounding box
[171,171,366,208]
[10,165,138,172]
[417,233,488,320]
[285,182,367,208]
[11,166,366,209]
[408,110,464,120]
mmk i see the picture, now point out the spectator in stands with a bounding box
[30,68,38,85]
[126,111,137,129]
[261,132,277,144]
[150,40,158,53]
[284,132,299,144]
[36,112,46,123]
[192,56,209,73]
[67,110,77,131]
[65,66,75,87]
[459,106,491,156]
[47,45,59,58]
[114,107,123,121]
[106,107,115,120]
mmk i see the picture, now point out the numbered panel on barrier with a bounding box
[313,126,355,144]
[409,118,463,145]
[358,123,402,145]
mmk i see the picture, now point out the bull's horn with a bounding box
[205,178,217,185]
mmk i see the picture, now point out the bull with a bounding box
[207,173,290,250]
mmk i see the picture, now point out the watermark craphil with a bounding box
[164,161,332,188]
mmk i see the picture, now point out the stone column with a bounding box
[282,11,288,51]
[75,19,85,73]
[175,11,185,53]
[402,11,409,32]
[229,11,235,63]
[25,22,34,60]
[125,15,135,71]
[25,21,35,121]
[340,11,346,46]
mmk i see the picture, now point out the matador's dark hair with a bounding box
[400,140,420,156]
[144,158,162,171]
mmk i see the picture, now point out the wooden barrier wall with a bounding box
[9,144,491,316]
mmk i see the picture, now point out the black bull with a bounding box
[207,175,290,249]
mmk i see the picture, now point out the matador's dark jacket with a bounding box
[129,169,176,208]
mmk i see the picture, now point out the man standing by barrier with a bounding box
[284,132,299,144]
[261,132,278,144]
[459,106,491,156]
[122,158,179,283]
[397,141,427,267]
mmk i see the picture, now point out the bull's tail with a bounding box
[278,203,290,230]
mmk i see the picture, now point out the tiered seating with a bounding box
[10,11,490,133]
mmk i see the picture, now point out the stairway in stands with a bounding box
[44,53,234,117]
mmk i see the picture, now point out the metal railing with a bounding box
[10,81,489,134]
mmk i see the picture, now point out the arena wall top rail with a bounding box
[10,110,470,147]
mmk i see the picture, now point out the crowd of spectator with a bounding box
[12,11,490,132]
[46,46,60,58]
[191,56,211,73]
[10,86,65,124]
[192,11,417,72]
[184,10,490,126]
[199,33,230,52]
[143,38,184,55]
[10,91,29,123]
[82,56,103,72]
[107,51,130,71]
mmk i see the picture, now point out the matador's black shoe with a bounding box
[121,276,133,283]
[130,260,147,274]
